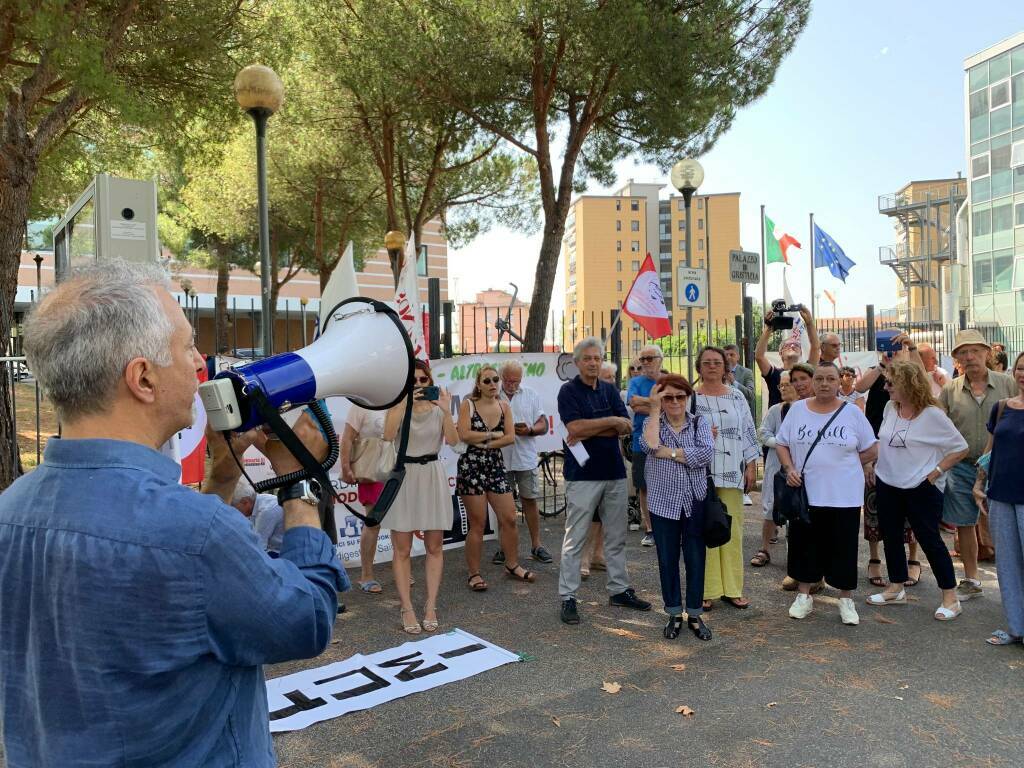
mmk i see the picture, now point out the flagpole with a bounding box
[705,196,712,336]
[760,205,767,314]
[808,212,816,317]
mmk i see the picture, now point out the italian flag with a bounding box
[764,213,801,265]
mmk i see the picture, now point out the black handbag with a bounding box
[690,395,731,547]
[772,402,847,526]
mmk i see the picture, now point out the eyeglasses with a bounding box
[661,393,688,403]
[638,355,661,363]
[414,376,431,384]
[480,376,499,385]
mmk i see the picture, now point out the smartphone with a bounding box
[876,330,900,353]
[419,385,440,401]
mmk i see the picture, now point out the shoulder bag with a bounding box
[690,394,731,548]
[772,402,847,526]
[351,428,397,483]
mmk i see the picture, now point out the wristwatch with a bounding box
[277,481,305,506]
[671,449,678,461]
[933,465,944,477]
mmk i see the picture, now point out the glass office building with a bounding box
[964,31,1024,325]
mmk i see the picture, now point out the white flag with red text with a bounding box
[781,268,811,361]
[394,236,427,360]
[622,253,671,339]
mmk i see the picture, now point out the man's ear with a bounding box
[124,357,158,404]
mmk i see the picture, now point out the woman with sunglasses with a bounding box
[865,361,966,619]
[693,346,760,611]
[641,374,715,640]
[458,366,536,590]
[383,360,459,634]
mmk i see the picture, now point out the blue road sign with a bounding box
[685,283,699,303]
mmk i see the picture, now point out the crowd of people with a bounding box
[1,261,1023,766]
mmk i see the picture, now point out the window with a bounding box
[616,260,622,271]
[993,143,1012,172]
[991,79,1011,110]
[993,248,1014,291]
[615,199,621,211]
[971,88,989,118]
[974,254,993,293]
[698,218,704,230]
[631,260,640,271]
[616,240,622,251]
[617,280,623,291]
[697,198,703,210]
[633,322,641,332]
[630,199,640,212]
[678,240,685,251]
[616,220,622,231]
[698,239,704,251]
[1011,140,1024,168]
[631,240,640,252]
[677,199,685,212]
[631,220,640,232]
[973,207,992,236]
[1013,256,1024,289]
[1016,201,1024,227]
[972,153,990,179]
[416,244,428,276]
[677,219,685,231]
[993,201,1014,232]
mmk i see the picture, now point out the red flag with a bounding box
[778,233,801,265]
[179,362,208,485]
[622,253,672,339]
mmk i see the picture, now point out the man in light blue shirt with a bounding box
[0,263,346,767]
[626,345,664,547]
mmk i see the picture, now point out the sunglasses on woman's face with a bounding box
[480,376,499,385]
[638,355,659,363]
[414,376,431,384]
[661,393,688,403]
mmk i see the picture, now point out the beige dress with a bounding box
[384,406,452,533]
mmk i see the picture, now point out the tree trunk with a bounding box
[524,214,568,352]
[214,241,230,354]
[0,160,36,489]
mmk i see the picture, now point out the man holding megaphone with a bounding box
[0,262,347,768]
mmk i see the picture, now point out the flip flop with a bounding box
[986,630,1023,646]
[357,580,382,594]
[721,596,750,609]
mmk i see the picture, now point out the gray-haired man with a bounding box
[557,337,651,625]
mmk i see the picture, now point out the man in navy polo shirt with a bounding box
[557,336,652,625]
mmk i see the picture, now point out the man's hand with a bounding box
[613,416,633,435]
[514,422,531,436]
[744,463,756,493]
[262,412,328,476]
[798,305,813,326]
[764,309,776,327]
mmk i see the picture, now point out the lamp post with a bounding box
[299,296,309,347]
[670,158,705,382]
[235,64,284,358]
[384,230,406,289]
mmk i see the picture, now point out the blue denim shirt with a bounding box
[0,438,348,767]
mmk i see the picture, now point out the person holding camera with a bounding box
[755,303,820,409]
[693,346,760,611]
[384,360,460,633]
[640,375,716,640]
[864,361,967,619]
[775,362,878,626]
[0,263,346,768]
[459,365,536,590]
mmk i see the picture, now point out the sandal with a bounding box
[357,579,382,594]
[986,629,1023,646]
[904,560,921,587]
[663,616,683,639]
[750,549,771,567]
[867,558,886,587]
[422,606,439,632]
[722,596,750,609]
[505,563,536,583]
[702,600,714,612]
[687,616,712,641]
[400,608,422,635]
[467,573,488,592]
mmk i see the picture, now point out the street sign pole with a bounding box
[684,189,694,381]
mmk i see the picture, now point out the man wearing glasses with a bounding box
[626,345,665,547]
[557,337,651,625]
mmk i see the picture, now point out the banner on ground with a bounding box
[243,352,576,568]
[266,628,520,732]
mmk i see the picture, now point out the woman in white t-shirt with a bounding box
[865,361,968,619]
[776,362,878,626]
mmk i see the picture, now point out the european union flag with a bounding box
[812,223,856,283]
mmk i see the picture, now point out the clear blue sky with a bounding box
[449,2,1024,319]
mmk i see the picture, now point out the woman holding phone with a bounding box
[383,360,459,634]
[458,365,536,590]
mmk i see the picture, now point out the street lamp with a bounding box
[384,230,406,289]
[235,64,284,358]
[299,296,309,347]
[670,158,705,382]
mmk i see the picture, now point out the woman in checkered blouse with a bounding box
[640,374,716,641]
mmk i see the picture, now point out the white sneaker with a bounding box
[743,494,753,506]
[838,597,859,626]
[788,593,813,619]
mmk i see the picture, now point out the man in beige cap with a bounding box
[938,329,1016,601]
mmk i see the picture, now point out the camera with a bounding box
[767,299,801,330]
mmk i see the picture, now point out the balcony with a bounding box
[878,242,953,265]
[878,181,966,215]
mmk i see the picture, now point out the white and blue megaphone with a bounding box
[199,297,414,433]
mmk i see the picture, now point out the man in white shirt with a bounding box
[499,360,552,563]
[918,343,948,398]
[231,479,285,556]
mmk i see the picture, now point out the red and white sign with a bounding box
[622,253,671,339]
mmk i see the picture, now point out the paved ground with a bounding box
[270,494,1024,768]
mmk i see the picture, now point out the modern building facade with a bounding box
[563,180,743,355]
[963,31,1024,326]
[877,177,967,325]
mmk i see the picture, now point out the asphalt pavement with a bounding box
[270,493,1024,768]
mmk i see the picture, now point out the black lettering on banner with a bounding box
[377,651,447,682]
[314,666,392,701]
[440,643,487,659]
[269,690,328,721]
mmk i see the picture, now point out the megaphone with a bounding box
[199,297,414,433]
